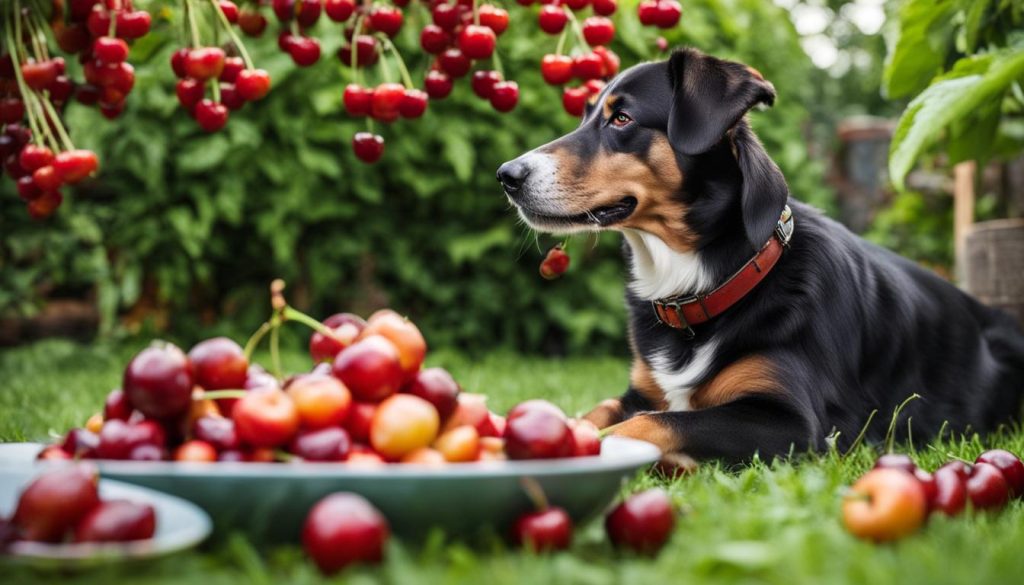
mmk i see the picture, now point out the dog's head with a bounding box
[497,48,788,258]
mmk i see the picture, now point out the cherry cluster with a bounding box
[2,1,104,219]
[637,0,682,28]
[525,0,621,116]
[170,0,272,132]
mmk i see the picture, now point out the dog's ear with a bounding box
[666,48,775,155]
[667,48,787,249]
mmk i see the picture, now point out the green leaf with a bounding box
[889,49,1024,189]
[178,134,231,173]
[441,129,474,183]
[882,0,958,99]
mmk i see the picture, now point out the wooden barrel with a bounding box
[965,219,1024,326]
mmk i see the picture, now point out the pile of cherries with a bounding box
[842,449,1024,542]
[38,305,608,466]
[303,486,676,574]
[1,465,156,549]
[170,1,272,132]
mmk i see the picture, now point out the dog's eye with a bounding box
[611,112,632,127]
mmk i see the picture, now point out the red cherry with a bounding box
[123,343,194,419]
[338,36,377,67]
[220,57,245,83]
[296,0,323,27]
[638,0,659,25]
[573,53,604,80]
[540,244,570,279]
[21,60,59,91]
[116,11,152,39]
[656,0,682,28]
[289,36,322,66]
[541,54,573,85]
[170,48,189,78]
[87,7,112,37]
[68,0,97,22]
[19,145,54,172]
[432,3,461,31]
[582,16,615,46]
[0,97,24,124]
[104,389,132,422]
[290,427,352,462]
[352,132,385,163]
[176,78,205,110]
[458,25,496,60]
[49,76,74,104]
[564,0,590,9]
[584,78,606,95]
[966,462,1011,510]
[27,190,63,220]
[512,508,572,552]
[218,0,240,23]
[478,5,509,35]
[370,82,405,122]
[420,24,451,54]
[236,69,272,101]
[538,5,568,34]
[32,166,62,192]
[238,10,268,36]
[605,489,675,554]
[424,70,453,99]
[194,99,229,132]
[593,46,620,77]
[593,0,617,16]
[188,337,248,390]
[399,89,428,119]
[562,86,589,116]
[325,0,355,21]
[369,6,403,37]
[17,176,41,201]
[273,0,296,21]
[976,449,1024,497]
[439,49,471,78]
[93,37,129,64]
[490,81,519,112]
[185,47,226,80]
[309,313,366,362]
[303,493,389,574]
[932,462,969,516]
[471,70,502,99]
[343,84,373,116]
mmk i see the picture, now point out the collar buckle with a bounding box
[652,298,697,339]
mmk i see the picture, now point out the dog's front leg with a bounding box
[608,395,813,464]
[583,387,660,429]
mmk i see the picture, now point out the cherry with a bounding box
[434,425,480,462]
[966,462,1011,511]
[439,48,471,78]
[538,5,568,34]
[370,6,403,37]
[16,176,41,201]
[170,48,189,78]
[975,449,1024,497]
[593,0,617,16]
[61,428,100,458]
[573,53,604,80]
[303,493,389,574]
[232,389,300,448]
[332,334,404,400]
[352,132,385,163]
[458,25,496,60]
[370,82,405,122]
[432,3,462,31]
[541,54,573,85]
[32,166,62,192]
[540,245,570,279]
[49,76,75,104]
[424,70,453,99]
[405,367,460,422]
[568,419,601,456]
[338,35,378,67]
[289,36,322,66]
[325,0,356,22]
[87,6,112,37]
[68,0,97,22]
[344,401,377,443]
[843,468,927,541]
[75,500,156,543]
[195,99,229,132]
[116,11,152,39]
[185,47,226,81]
[0,97,24,124]
[360,310,427,380]
[471,70,502,99]
[176,78,205,111]
[420,24,451,54]
[295,0,322,27]
[564,0,590,9]
[218,0,240,23]
[605,489,675,553]
[310,313,367,362]
[93,37,129,64]
[273,0,296,21]
[27,190,63,219]
[513,507,572,552]
[479,5,510,35]
[582,16,615,46]
[220,57,245,83]
[399,89,428,119]
[656,0,683,28]
[122,342,194,419]
[290,427,352,462]
[931,462,968,516]
[341,84,371,117]
[490,81,519,112]
[236,69,272,101]
[104,388,132,421]
[189,337,248,390]
[22,60,57,91]
[638,0,660,26]
[287,374,353,429]
[505,400,573,459]
[593,46,621,77]
[874,453,916,474]
[657,36,669,52]
[371,394,440,459]
[913,468,937,511]
[239,10,268,36]
[97,419,167,460]
[4,153,27,180]
[19,145,54,172]
[174,440,218,462]
[13,466,100,542]
[193,415,241,451]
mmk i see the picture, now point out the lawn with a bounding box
[2,338,1024,585]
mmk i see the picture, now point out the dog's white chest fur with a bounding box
[648,341,719,411]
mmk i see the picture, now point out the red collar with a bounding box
[652,206,794,338]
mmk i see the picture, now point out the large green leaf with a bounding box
[882,0,958,99]
[889,49,1024,189]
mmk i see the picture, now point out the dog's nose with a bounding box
[496,159,530,193]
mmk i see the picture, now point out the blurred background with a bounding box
[2,0,1022,355]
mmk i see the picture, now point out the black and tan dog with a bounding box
[497,48,1024,464]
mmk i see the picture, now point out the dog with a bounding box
[496,48,1024,464]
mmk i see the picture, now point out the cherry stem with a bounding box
[520,477,550,511]
[209,0,256,69]
[5,3,60,152]
[597,421,621,439]
[270,320,283,381]
[243,320,273,361]
[185,0,202,48]
[195,390,249,401]
[555,28,569,56]
[282,306,336,337]
[472,0,479,26]
[39,97,75,151]
[350,15,364,84]
[564,7,591,54]
[378,35,414,89]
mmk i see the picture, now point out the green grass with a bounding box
[3,339,1024,585]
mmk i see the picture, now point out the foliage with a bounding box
[886,0,1024,189]
[5,339,1024,585]
[0,0,829,354]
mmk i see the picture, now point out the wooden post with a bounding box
[953,161,976,281]
[965,219,1024,326]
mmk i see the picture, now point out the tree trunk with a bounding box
[965,219,1024,326]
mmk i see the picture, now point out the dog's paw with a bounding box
[654,452,699,477]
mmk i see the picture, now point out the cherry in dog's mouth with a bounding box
[517,196,638,229]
